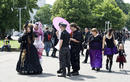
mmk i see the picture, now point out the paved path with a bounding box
[0,41,130,82]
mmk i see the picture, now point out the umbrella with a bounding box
[53,17,71,33]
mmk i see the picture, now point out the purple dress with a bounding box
[89,35,102,68]
[104,36,118,55]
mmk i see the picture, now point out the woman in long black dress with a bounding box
[16,23,43,74]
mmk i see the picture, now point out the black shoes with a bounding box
[67,73,71,77]
[92,68,95,70]
[58,74,66,77]
[92,68,100,71]
[82,61,87,63]
[51,55,58,58]
[46,52,49,56]
[106,66,109,70]
[57,69,63,74]
[71,71,79,76]
[96,68,100,71]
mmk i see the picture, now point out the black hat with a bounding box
[59,22,67,28]
[24,21,29,29]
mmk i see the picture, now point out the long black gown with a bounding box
[16,33,43,74]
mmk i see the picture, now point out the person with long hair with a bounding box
[34,22,44,62]
[51,25,59,58]
[89,28,102,71]
[16,23,43,74]
[102,28,118,72]
[70,23,84,76]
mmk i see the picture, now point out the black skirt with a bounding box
[16,44,43,74]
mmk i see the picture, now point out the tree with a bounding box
[126,12,130,30]
[93,0,126,29]
[0,0,38,37]
[51,0,126,29]
[115,0,130,29]
[125,3,130,13]
[34,4,52,25]
[51,0,92,28]
[115,0,129,14]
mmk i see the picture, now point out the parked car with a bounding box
[11,31,23,40]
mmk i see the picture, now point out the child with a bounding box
[116,43,127,69]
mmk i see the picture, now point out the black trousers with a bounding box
[84,49,89,62]
[59,47,70,75]
[70,46,80,72]
[51,47,57,56]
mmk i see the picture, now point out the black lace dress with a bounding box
[16,33,43,74]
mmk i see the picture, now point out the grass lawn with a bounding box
[0,40,20,49]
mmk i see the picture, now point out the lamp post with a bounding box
[18,7,26,32]
[105,21,110,31]
[13,0,27,32]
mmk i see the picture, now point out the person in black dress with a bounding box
[102,28,117,72]
[16,23,43,74]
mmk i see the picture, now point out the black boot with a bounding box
[57,68,63,74]
[92,67,95,70]
[109,60,113,72]
[119,63,121,69]
[67,67,71,77]
[58,68,66,77]
[51,53,54,57]
[83,49,89,63]
[71,71,79,76]
[46,52,49,56]
[58,74,66,77]
[96,68,100,71]
[53,51,57,58]
[106,59,109,70]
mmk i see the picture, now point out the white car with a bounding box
[11,31,23,40]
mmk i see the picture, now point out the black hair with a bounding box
[59,22,67,28]
[70,23,79,30]
[108,28,113,36]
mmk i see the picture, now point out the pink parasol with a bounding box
[53,17,71,33]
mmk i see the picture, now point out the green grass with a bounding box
[0,40,20,49]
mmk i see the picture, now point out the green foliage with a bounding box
[52,0,92,28]
[115,0,129,14]
[0,0,38,33]
[34,4,52,25]
[126,12,130,29]
[115,0,130,29]
[51,0,126,29]
[93,0,126,29]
